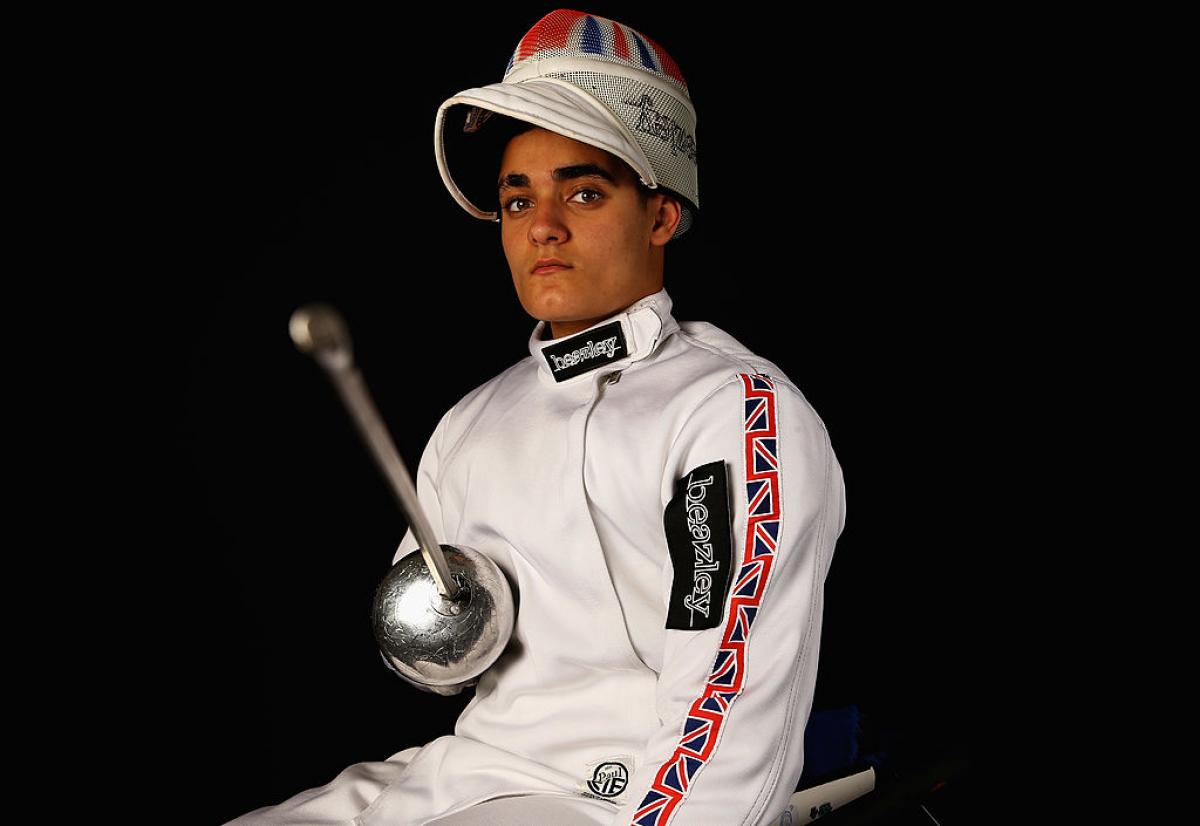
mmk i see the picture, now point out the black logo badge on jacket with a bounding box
[664,459,733,630]
[540,321,628,382]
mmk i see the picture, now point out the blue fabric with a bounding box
[797,704,871,789]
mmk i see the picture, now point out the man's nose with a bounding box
[528,197,570,245]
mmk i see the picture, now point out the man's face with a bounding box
[497,126,677,339]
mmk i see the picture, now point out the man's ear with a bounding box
[649,193,681,245]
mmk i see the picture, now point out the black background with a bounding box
[106,5,1021,822]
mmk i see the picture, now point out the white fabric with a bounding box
[424,794,616,825]
[226,286,847,826]
[433,78,656,222]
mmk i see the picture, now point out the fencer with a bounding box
[225,9,847,826]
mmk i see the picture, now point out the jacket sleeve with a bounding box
[610,372,847,826]
[391,404,455,566]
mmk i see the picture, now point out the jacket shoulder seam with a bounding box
[663,374,744,463]
[673,331,827,436]
[673,327,761,376]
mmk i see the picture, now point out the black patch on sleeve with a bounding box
[540,321,628,381]
[664,459,734,630]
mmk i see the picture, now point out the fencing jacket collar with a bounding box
[527,287,681,388]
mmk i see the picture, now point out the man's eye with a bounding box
[502,190,601,212]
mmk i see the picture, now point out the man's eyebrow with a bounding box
[498,163,619,191]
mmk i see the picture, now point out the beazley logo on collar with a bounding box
[540,320,628,382]
[550,335,619,369]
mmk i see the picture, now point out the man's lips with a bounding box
[533,259,572,275]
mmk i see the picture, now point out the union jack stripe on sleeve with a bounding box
[632,373,781,826]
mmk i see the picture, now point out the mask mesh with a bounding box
[544,70,696,238]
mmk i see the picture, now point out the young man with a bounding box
[497,123,680,341]
[227,10,846,826]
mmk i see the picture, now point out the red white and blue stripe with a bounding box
[504,9,689,91]
[631,373,782,826]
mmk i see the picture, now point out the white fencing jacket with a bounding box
[366,286,847,826]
